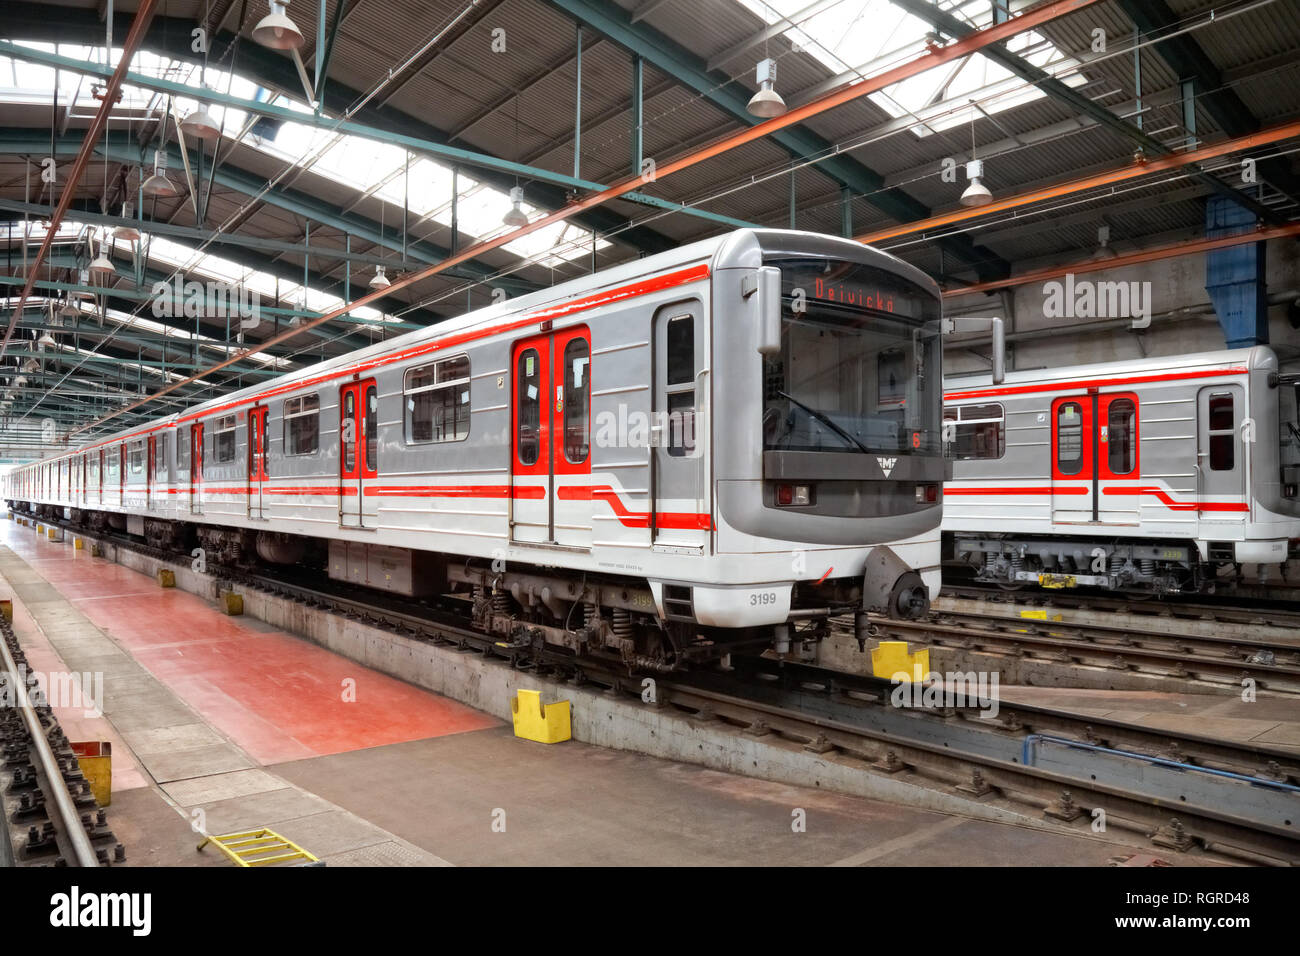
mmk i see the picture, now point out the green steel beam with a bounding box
[0,10,708,250]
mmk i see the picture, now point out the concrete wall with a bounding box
[943,237,1300,376]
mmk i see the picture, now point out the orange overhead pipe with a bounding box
[70,0,1102,438]
[0,0,158,363]
[942,222,1300,298]
[860,119,1300,246]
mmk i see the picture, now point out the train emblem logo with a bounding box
[877,456,897,477]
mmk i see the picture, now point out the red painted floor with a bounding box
[1,521,499,766]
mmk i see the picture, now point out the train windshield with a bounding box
[1282,378,1300,496]
[763,257,941,455]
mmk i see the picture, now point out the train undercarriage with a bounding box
[946,532,1277,594]
[11,503,884,673]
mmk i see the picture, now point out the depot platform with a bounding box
[0,519,1245,867]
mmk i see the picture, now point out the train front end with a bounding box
[708,230,944,652]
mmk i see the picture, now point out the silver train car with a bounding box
[7,228,946,669]
[942,346,1300,593]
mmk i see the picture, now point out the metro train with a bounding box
[942,346,1300,593]
[6,228,947,670]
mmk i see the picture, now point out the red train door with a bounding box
[1050,395,1094,524]
[247,406,268,519]
[510,327,592,548]
[190,424,203,515]
[146,435,156,510]
[1096,392,1139,525]
[339,380,378,528]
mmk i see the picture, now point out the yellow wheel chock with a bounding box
[870,640,930,682]
[511,688,571,744]
[198,828,323,867]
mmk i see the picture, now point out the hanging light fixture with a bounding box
[88,232,115,277]
[253,1,306,50]
[143,150,179,197]
[369,265,391,290]
[59,296,78,320]
[960,159,992,207]
[112,202,140,242]
[959,103,992,207]
[22,359,40,373]
[1092,224,1118,260]
[503,186,529,228]
[180,98,222,141]
[37,332,56,350]
[747,57,787,118]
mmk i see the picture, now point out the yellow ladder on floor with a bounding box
[198,828,323,867]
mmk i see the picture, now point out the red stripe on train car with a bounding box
[944,486,1087,495]
[1101,486,1250,512]
[558,483,712,530]
[944,366,1249,402]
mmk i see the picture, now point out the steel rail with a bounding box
[66,0,1103,439]
[0,0,158,364]
[0,621,99,867]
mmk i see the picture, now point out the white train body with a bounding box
[943,346,1300,591]
[7,229,946,667]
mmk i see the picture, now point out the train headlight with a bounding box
[776,483,812,506]
[915,484,938,504]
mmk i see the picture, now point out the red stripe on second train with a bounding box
[945,365,1248,402]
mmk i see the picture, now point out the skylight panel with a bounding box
[732,0,1083,136]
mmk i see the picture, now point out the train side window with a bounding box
[944,403,1005,460]
[563,338,590,464]
[1106,398,1137,475]
[517,348,541,466]
[213,415,238,464]
[1208,393,1235,470]
[284,394,321,455]
[128,440,145,475]
[155,434,167,474]
[405,355,470,444]
[177,430,188,470]
[1056,402,1084,475]
[665,314,696,457]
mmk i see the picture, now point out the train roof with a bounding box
[943,345,1278,397]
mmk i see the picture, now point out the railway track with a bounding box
[0,614,121,867]
[20,511,1300,866]
[941,582,1300,630]
[871,610,1300,696]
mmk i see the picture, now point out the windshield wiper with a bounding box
[778,390,871,455]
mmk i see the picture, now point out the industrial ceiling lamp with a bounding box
[747,57,787,118]
[112,202,140,242]
[369,264,391,290]
[59,295,78,320]
[143,150,179,198]
[88,233,115,277]
[503,186,529,228]
[253,1,306,50]
[180,99,222,141]
[960,159,993,207]
[36,331,56,350]
[1092,224,1118,260]
[959,103,992,207]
